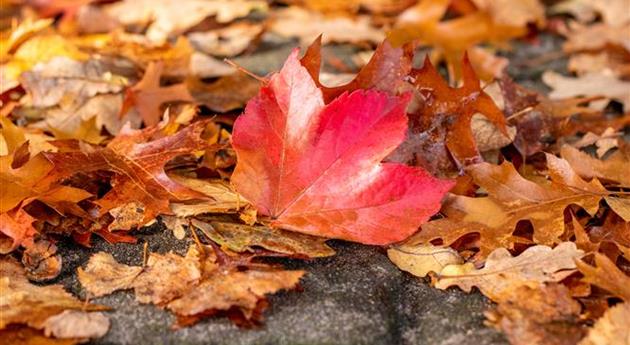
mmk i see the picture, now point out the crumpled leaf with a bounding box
[42,121,209,230]
[231,49,453,244]
[191,218,335,258]
[436,243,584,301]
[105,0,268,43]
[576,253,630,301]
[0,257,108,341]
[388,55,508,175]
[412,155,606,261]
[579,302,630,345]
[387,243,463,278]
[78,245,304,327]
[21,238,62,282]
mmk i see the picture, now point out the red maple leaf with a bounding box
[231,50,453,245]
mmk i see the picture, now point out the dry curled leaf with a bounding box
[576,253,630,301]
[411,155,606,261]
[436,243,584,301]
[78,245,304,326]
[387,244,463,278]
[191,218,335,258]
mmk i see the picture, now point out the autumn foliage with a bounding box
[1,0,629,344]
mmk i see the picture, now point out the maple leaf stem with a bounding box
[223,59,266,83]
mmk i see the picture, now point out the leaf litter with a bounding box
[1,0,629,344]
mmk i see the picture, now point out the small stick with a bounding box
[142,241,149,268]
[506,106,534,121]
[224,58,266,82]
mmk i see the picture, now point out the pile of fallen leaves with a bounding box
[1,0,629,344]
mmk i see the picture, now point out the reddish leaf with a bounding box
[389,54,508,174]
[0,206,37,252]
[300,36,413,103]
[42,122,209,230]
[122,62,194,126]
[231,50,453,245]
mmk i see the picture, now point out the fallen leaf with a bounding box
[486,283,586,345]
[187,22,263,57]
[436,243,584,300]
[191,218,335,258]
[78,245,304,326]
[388,55,508,174]
[387,243,463,278]
[562,22,630,54]
[0,256,108,341]
[187,73,260,113]
[104,0,268,43]
[605,197,630,222]
[561,145,630,187]
[543,71,630,111]
[42,121,209,230]
[412,155,606,260]
[122,62,194,126]
[576,253,630,301]
[270,7,384,45]
[231,49,453,244]
[579,302,630,345]
[300,36,413,103]
[21,238,62,282]
[42,310,109,340]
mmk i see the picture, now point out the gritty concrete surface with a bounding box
[55,223,507,345]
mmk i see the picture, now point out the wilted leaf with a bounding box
[191,218,335,258]
[187,22,263,57]
[231,50,453,244]
[436,243,584,301]
[21,238,62,282]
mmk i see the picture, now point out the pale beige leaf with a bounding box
[43,310,110,339]
[436,243,584,301]
[579,303,630,345]
[387,244,463,278]
[77,252,142,298]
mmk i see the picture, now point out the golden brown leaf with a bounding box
[576,253,630,301]
[435,243,584,301]
[191,218,335,258]
[561,145,630,187]
[486,283,586,345]
[0,257,108,340]
[579,302,630,345]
